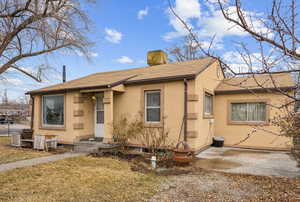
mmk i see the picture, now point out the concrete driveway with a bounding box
[196,147,300,178]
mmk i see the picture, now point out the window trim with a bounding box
[145,90,161,123]
[227,99,270,125]
[40,94,66,130]
[140,85,164,128]
[203,89,214,119]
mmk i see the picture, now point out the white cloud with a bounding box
[2,78,24,86]
[75,50,98,57]
[192,40,224,50]
[117,56,134,64]
[172,0,201,20]
[164,1,271,43]
[163,0,201,41]
[222,51,262,73]
[198,9,247,39]
[199,7,272,40]
[105,28,122,44]
[137,7,148,20]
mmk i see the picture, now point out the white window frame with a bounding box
[42,94,65,127]
[204,92,213,116]
[230,102,267,123]
[145,90,161,123]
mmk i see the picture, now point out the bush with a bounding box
[112,116,142,150]
[112,113,173,154]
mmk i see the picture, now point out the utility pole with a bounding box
[62,65,66,83]
[3,89,8,104]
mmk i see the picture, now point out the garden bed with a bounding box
[90,150,202,176]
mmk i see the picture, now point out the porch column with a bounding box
[103,90,114,143]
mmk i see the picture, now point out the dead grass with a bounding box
[0,137,49,164]
[0,156,164,202]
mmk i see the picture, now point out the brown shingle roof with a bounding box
[215,73,295,94]
[27,57,216,94]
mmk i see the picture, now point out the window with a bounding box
[145,90,161,122]
[42,95,64,126]
[231,102,266,122]
[204,92,213,116]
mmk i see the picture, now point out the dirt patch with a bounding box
[91,151,197,175]
[91,151,244,176]
[222,149,270,157]
[195,158,241,170]
[147,171,300,202]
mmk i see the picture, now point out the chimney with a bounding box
[62,65,66,83]
[147,50,168,66]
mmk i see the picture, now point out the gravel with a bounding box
[147,171,300,201]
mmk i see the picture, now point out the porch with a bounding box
[73,84,125,143]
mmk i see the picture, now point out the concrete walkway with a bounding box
[197,147,300,178]
[0,152,85,172]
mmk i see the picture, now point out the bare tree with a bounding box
[166,36,205,62]
[0,0,92,82]
[168,0,300,102]
[168,0,300,158]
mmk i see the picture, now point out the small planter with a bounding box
[172,141,194,163]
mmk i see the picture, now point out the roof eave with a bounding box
[124,74,196,85]
[214,86,296,95]
[26,84,109,95]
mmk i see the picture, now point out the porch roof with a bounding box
[27,57,217,94]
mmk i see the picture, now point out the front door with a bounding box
[95,93,104,138]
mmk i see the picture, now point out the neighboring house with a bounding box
[27,51,295,151]
[0,103,30,121]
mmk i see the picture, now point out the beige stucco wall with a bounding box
[113,81,186,147]
[111,60,224,151]
[214,93,292,150]
[33,92,94,144]
[190,61,224,150]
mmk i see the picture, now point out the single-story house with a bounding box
[27,50,295,151]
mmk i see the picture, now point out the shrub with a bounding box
[112,116,142,150]
[112,113,173,154]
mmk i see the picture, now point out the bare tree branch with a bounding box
[0,0,92,81]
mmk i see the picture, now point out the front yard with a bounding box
[0,156,163,201]
[0,154,299,201]
[0,137,49,164]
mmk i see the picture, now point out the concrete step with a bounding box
[74,142,99,153]
[74,141,117,153]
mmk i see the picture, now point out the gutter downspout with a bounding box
[184,79,188,143]
[30,95,34,130]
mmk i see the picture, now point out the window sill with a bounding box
[39,126,66,131]
[143,122,163,128]
[203,115,214,119]
[227,121,269,126]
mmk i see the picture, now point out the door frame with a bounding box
[94,93,104,138]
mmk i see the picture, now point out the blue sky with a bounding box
[1,0,272,101]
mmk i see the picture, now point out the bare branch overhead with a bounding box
[0,0,92,81]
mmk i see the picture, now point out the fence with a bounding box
[0,120,28,136]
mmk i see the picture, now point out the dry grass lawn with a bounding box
[0,156,163,202]
[0,137,49,164]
